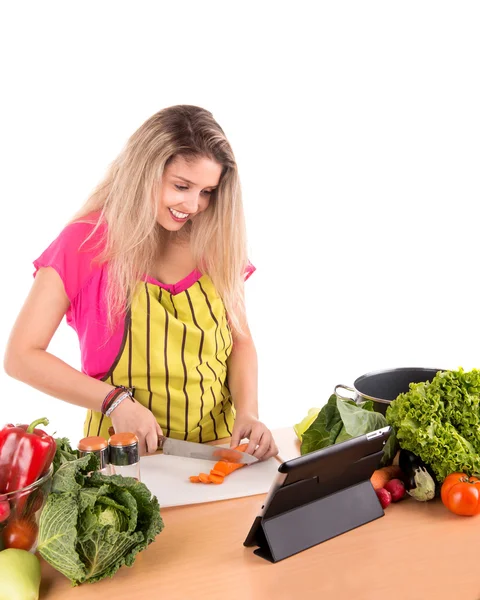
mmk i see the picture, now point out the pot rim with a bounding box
[353,366,445,405]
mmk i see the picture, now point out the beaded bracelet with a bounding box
[101,386,134,415]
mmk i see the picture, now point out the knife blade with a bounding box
[108,427,258,464]
[158,436,258,464]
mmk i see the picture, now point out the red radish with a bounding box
[0,498,10,523]
[376,488,392,509]
[384,478,406,502]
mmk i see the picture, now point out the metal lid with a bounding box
[78,436,108,452]
[108,432,139,447]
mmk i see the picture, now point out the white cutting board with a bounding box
[140,447,281,508]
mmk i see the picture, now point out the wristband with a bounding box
[105,391,132,418]
[101,386,134,415]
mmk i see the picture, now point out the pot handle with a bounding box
[334,384,356,401]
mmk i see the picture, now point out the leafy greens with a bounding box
[386,367,480,482]
[300,394,397,464]
[38,441,163,585]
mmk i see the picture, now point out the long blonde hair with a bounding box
[73,105,248,334]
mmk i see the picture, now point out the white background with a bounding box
[1,1,478,447]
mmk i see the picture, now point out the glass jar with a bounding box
[108,432,141,480]
[0,464,53,553]
[78,436,110,475]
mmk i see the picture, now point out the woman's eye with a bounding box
[202,190,213,196]
[174,184,188,191]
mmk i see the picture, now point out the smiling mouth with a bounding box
[169,208,190,221]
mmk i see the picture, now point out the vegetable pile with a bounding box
[189,443,248,484]
[37,440,163,586]
[386,368,480,482]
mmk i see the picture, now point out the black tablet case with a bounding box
[244,433,387,562]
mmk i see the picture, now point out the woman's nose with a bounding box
[184,191,200,213]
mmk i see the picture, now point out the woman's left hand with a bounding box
[230,414,278,460]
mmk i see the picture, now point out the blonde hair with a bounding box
[73,105,248,334]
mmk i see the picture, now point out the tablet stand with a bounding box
[244,454,384,562]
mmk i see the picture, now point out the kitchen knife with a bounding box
[158,435,258,464]
[108,427,258,464]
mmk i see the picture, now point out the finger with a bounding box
[246,427,263,455]
[230,428,242,449]
[137,434,148,457]
[155,421,163,437]
[253,432,271,460]
[263,440,279,461]
[145,429,159,455]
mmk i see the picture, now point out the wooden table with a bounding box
[40,428,480,600]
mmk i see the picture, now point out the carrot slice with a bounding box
[189,475,201,483]
[210,469,226,478]
[198,473,211,483]
[209,474,224,484]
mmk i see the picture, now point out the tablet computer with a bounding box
[244,425,392,560]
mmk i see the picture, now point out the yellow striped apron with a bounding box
[83,275,235,442]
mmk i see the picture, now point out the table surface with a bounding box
[40,428,480,600]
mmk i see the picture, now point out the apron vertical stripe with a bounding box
[86,410,93,436]
[185,287,205,443]
[145,283,153,412]
[198,280,225,370]
[171,294,189,440]
[164,308,171,437]
[128,317,133,389]
[206,362,219,440]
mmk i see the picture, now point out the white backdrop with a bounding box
[1,1,479,447]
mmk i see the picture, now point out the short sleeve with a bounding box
[244,261,256,282]
[33,219,105,303]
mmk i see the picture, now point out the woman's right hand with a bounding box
[110,398,162,456]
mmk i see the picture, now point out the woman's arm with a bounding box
[227,319,278,459]
[4,267,161,454]
[4,267,115,407]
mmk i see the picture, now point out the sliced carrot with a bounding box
[189,443,251,484]
[210,469,226,478]
[213,461,245,476]
[208,474,224,484]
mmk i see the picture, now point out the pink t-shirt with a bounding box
[33,216,255,380]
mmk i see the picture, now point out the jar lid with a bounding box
[108,432,139,447]
[78,436,108,452]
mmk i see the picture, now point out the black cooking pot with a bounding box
[335,367,443,415]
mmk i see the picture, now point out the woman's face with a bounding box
[156,155,222,231]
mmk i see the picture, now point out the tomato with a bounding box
[2,518,38,551]
[441,472,480,516]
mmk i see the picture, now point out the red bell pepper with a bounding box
[0,418,56,495]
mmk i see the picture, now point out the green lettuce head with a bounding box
[38,451,163,586]
[386,368,480,482]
